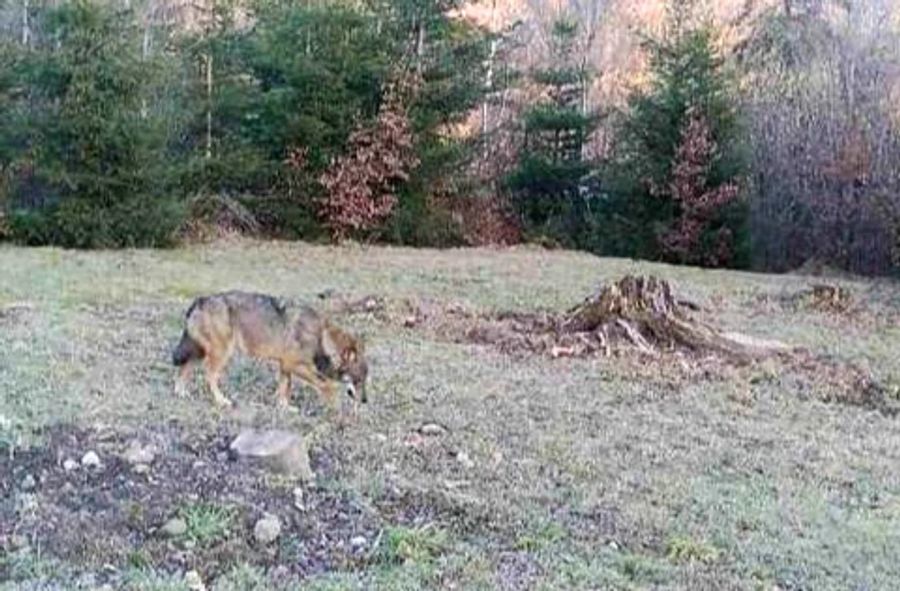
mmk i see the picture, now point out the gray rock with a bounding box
[20,474,36,491]
[62,458,78,472]
[230,430,314,481]
[456,451,475,470]
[292,487,306,511]
[184,569,206,591]
[160,517,187,537]
[419,423,447,436]
[133,463,150,475]
[81,451,101,469]
[122,440,157,465]
[350,535,367,548]
[253,514,282,545]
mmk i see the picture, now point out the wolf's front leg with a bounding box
[174,362,193,397]
[275,369,293,409]
[203,355,234,408]
[294,364,339,418]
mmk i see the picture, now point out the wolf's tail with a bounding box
[172,330,204,366]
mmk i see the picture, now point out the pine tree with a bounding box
[507,18,597,246]
[3,1,182,247]
[601,8,748,267]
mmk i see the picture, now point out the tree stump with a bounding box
[559,275,791,360]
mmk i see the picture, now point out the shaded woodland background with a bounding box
[1,0,899,275]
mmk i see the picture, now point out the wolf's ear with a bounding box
[343,347,357,364]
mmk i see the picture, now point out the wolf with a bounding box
[171,291,368,412]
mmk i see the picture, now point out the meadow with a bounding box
[2,240,900,590]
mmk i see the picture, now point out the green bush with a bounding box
[9,197,184,248]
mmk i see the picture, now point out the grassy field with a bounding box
[2,240,900,590]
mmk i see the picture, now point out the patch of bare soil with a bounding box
[0,423,517,587]
[789,283,860,315]
[337,275,793,361]
[0,301,35,325]
[329,276,897,416]
[0,425,377,584]
[784,354,900,417]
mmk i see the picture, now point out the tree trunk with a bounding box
[415,17,426,77]
[22,0,30,47]
[205,51,213,159]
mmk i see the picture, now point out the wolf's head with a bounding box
[322,326,369,403]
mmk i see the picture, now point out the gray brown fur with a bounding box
[172,291,368,412]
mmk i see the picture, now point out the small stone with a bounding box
[133,464,150,475]
[20,474,36,491]
[230,430,314,481]
[160,517,187,537]
[122,440,157,465]
[607,540,620,551]
[292,487,306,511]
[403,433,425,449]
[403,315,418,328]
[8,534,28,549]
[62,459,78,472]
[456,451,475,470]
[81,451,101,469]
[254,514,282,545]
[184,569,206,591]
[447,301,466,314]
[419,423,447,436]
[350,535,367,548]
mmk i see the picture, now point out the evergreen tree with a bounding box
[174,0,393,237]
[2,0,181,247]
[507,18,597,247]
[375,0,489,246]
[600,8,748,267]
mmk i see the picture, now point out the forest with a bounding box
[0,0,898,275]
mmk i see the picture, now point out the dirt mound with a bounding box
[787,354,899,417]
[439,276,792,361]
[793,283,857,314]
[0,425,377,585]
